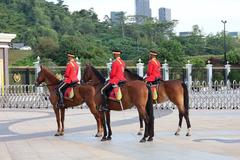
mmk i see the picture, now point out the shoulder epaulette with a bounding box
[152,59,159,65]
[70,61,75,67]
[117,59,123,65]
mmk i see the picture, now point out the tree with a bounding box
[227,48,240,64]
[177,25,205,56]
[35,37,59,59]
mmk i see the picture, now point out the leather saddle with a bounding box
[148,78,161,101]
[63,81,79,100]
[108,81,126,101]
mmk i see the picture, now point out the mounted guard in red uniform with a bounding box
[56,53,79,108]
[145,50,162,100]
[100,50,126,111]
[146,50,162,84]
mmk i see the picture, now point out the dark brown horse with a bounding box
[82,65,154,142]
[124,69,191,136]
[35,66,103,137]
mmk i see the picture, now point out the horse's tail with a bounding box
[182,82,189,114]
[146,85,154,136]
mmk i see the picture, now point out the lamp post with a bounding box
[221,20,227,64]
[221,20,227,84]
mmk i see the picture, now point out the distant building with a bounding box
[20,46,32,50]
[179,32,193,37]
[110,11,124,25]
[135,0,151,23]
[10,43,24,49]
[228,32,240,38]
[159,8,171,22]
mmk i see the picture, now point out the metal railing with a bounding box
[189,80,240,110]
[1,81,240,109]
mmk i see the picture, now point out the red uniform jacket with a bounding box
[146,58,162,82]
[64,60,79,83]
[109,57,126,84]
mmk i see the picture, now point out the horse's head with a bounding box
[35,65,46,86]
[82,64,105,85]
[82,64,92,83]
[124,68,144,81]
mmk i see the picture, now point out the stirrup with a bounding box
[99,105,109,112]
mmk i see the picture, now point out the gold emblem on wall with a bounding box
[13,73,21,83]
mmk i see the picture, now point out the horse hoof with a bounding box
[54,133,60,136]
[186,133,191,137]
[175,132,180,136]
[106,136,112,141]
[147,137,153,142]
[139,138,146,143]
[59,132,64,136]
[101,137,108,141]
[95,133,102,137]
[137,131,143,136]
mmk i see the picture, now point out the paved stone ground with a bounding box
[0,108,240,160]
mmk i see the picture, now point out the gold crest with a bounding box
[13,73,21,83]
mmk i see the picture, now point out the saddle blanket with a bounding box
[64,88,74,98]
[151,86,158,100]
[109,86,122,101]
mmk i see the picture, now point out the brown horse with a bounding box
[35,66,103,137]
[124,69,191,136]
[82,65,154,142]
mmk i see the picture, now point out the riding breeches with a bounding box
[101,83,113,97]
[100,83,113,108]
[56,81,69,106]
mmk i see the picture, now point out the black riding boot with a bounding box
[99,95,109,112]
[58,92,65,108]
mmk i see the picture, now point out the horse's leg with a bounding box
[138,108,149,143]
[147,116,154,142]
[140,116,149,143]
[137,115,144,136]
[53,107,61,136]
[145,86,154,142]
[100,111,108,141]
[87,101,102,137]
[182,82,191,136]
[146,101,154,141]
[175,112,183,136]
[60,108,65,136]
[184,112,191,136]
[106,111,112,140]
[96,113,103,137]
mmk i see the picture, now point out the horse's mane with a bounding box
[41,66,59,83]
[89,65,106,83]
[125,68,143,80]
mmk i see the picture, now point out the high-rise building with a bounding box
[228,32,240,38]
[179,32,193,37]
[135,0,151,23]
[159,8,171,22]
[111,11,124,25]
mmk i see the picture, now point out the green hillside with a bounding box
[1,0,240,66]
[8,50,33,66]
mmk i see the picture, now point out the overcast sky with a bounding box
[47,0,240,35]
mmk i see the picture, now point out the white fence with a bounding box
[189,80,240,110]
[0,85,51,109]
[1,81,240,109]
